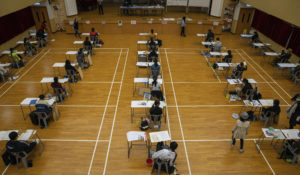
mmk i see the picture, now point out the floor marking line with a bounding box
[236,49,289,105]
[165,48,192,175]
[41,139,109,142]
[173,138,258,142]
[164,81,277,84]
[200,49,221,83]
[159,49,172,139]
[1,164,10,175]
[254,140,276,175]
[0,49,51,99]
[87,49,123,175]
[102,48,129,175]
[241,49,292,99]
[9,81,122,84]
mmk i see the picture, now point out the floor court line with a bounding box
[87,49,123,175]
[48,52,122,54]
[165,48,192,175]
[8,81,122,84]
[164,81,277,84]
[158,49,172,139]
[0,49,46,91]
[0,104,116,108]
[236,49,289,105]
[2,164,10,175]
[200,49,221,83]
[241,49,292,99]
[0,49,51,100]
[102,48,129,175]
[167,104,290,107]
[41,139,109,142]
[254,140,276,175]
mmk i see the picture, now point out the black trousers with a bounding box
[181,27,185,36]
[232,137,244,149]
[98,4,104,14]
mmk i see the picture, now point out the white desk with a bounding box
[131,100,166,123]
[281,129,300,140]
[136,62,160,67]
[149,131,171,143]
[202,41,215,46]
[138,51,159,56]
[20,98,39,120]
[240,34,253,38]
[264,52,279,56]
[73,41,84,44]
[126,131,148,158]
[0,63,11,67]
[1,51,24,55]
[240,99,273,117]
[16,41,38,45]
[253,43,271,48]
[196,33,207,37]
[81,33,90,36]
[215,63,238,78]
[210,52,228,56]
[40,77,72,96]
[139,33,157,36]
[277,63,299,68]
[30,32,48,37]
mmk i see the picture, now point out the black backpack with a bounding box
[157,39,162,47]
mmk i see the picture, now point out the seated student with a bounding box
[35,94,53,114]
[148,48,158,62]
[65,59,79,82]
[279,140,300,161]
[6,131,37,156]
[252,31,259,43]
[76,48,89,69]
[148,37,157,51]
[287,94,300,129]
[261,99,281,118]
[149,100,163,121]
[0,65,10,80]
[272,50,286,65]
[36,29,46,48]
[222,50,232,63]
[151,59,160,78]
[9,48,24,68]
[205,29,215,42]
[90,28,99,45]
[211,38,222,52]
[282,49,292,63]
[231,62,247,79]
[236,78,253,98]
[23,37,37,56]
[83,37,93,55]
[151,78,163,101]
[51,77,67,101]
[152,141,178,174]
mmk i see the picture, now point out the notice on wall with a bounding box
[131,20,136,24]
[167,0,210,7]
[118,20,123,26]
[167,0,187,6]
[101,21,106,24]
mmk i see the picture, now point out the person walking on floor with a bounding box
[231,112,250,153]
[73,18,81,38]
[97,0,104,15]
[180,16,186,37]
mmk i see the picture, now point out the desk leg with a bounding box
[88,54,93,66]
[131,108,133,123]
[40,83,44,94]
[35,133,44,156]
[224,82,229,97]
[20,105,26,120]
[68,82,73,96]
[148,141,151,158]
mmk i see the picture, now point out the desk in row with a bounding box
[131,100,166,123]
[120,6,164,16]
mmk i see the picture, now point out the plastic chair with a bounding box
[53,88,65,102]
[260,111,275,127]
[35,111,50,128]
[66,69,77,83]
[151,158,170,175]
[245,89,254,101]
[11,151,29,169]
[150,115,162,131]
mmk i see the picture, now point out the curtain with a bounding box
[288,28,300,57]
[0,7,35,45]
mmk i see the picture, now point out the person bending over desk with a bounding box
[235,78,253,98]
[231,62,247,79]
[150,100,162,121]
[211,38,222,52]
[148,37,157,51]
[152,141,178,173]
[6,131,37,157]
[222,50,232,63]
[252,31,259,43]
[148,48,158,62]
[51,77,67,102]
[24,37,37,56]
[77,48,89,69]
[65,59,79,82]
[151,59,160,78]
[151,78,163,101]
[261,99,281,122]
[83,37,93,55]
[205,29,215,42]
[9,48,24,68]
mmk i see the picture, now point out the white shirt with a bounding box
[151,82,161,91]
[152,149,176,166]
[181,20,186,27]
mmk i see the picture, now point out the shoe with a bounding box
[231,141,235,147]
[240,149,244,153]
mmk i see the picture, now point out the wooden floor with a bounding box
[0,6,300,175]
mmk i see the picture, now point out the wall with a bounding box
[0,0,40,17]
[52,0,68,30]
[40,0,57,32]
[256,30,299,62]
[241,0,300,27]
[0,26,35,54]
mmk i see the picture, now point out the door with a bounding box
[236,8,254,34]
[31,6,52,33]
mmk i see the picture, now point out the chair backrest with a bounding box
[263,110,275,118]
[151,114,161,122]
[34,111,48,118]
[10,151,28,158]
[245,89,254,100]
[66,69,75,76]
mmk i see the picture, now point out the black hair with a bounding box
[273,99,280,106]
[85,37,89,41]
[152,77,157,87]
[151,29,154,34]
[65,59,71,65]
[91,28,95,32]
[170,142,178,151]
[154,100,160,106]
[24,37,27,43]
[9,131,18,140]
[78,48,83,54]
[242,78,249,84]
[54,77,59,83]
[183,16,186,21]
[240,117,246,122]
[240,62,244,66]
[10,48,13,53]
[228,50,231,55]
[154,59,158,66]
[216,37,220,41]
[39,94,45,100]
